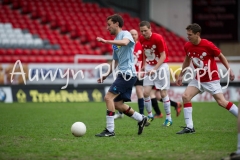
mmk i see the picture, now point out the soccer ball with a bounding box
[71,122,86,137]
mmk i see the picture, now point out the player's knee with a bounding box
[104,95,112,102]
[216,100,225,107]
[182,93,191,102]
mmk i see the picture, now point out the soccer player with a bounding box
[139,21,173,127]
[176,23,238,134]
[95,14,147,137]
[113,29,145,119]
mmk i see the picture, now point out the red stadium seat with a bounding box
[0,0,186,63]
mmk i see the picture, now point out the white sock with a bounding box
[228,104,238,117]
[237,133,240,154]
[106,116,114,132]
[131,111,143,122]
[144,96,153,117]
[184,103,193,129]
[162,95,171,121]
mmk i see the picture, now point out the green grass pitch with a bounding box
[0,102,237,160]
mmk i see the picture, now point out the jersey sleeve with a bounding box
[155,35,165,53]
[123,31,135,44]
[208,41,221,56]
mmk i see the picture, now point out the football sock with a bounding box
[160,99,177,109]
[106,110,115,132]
[144,96,153,117]
[123,106,133,117]
[226,102,238,117]
[138,98,144,114]
[162,95,171,121]
[236,133,240,154]
[183,102,193,128]
[151,98,161,115]
[131,111,144,122]
[170,100,178,109]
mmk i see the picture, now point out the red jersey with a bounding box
[133,41,143,72]
[139,33,169,65]
[184,39,221,82]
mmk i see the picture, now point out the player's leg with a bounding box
[169,99,182,117]
[213,93,238,117]
[115,74,147,135]
[201,80,238,117]
[176,85,200,134]
[114,100,147,135]
[143,85,154,126]
[156,87,182,117]
[114,75,147,135]
[159,89,173,126]
[114,79,144,120]
[135,80,144,114]
[154,63,172,126]
[95,91,119,137]
[151,89,163,118]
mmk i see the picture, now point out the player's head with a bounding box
[186,23,201,44]
[139,21,152,39]
[130,29,138,42]
[107,14,124,35]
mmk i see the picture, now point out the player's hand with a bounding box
[96,37,106,43]
[147,69,157,76]
[229,69,235,81]
[138,71,146,79]
[97,76,107,83]
[176,75,183,86]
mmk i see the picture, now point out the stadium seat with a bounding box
[0,0,186,63]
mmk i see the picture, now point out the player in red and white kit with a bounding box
[139,21,173,127]
[176,23,238,134]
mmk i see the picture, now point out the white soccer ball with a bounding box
[71,122,86,137]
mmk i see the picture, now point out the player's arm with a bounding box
[153,51,166,70]
[97,60,118,83]
[176,56,191,86]
[96,37,130,46]
[179,56,191,77]
[109,60,118,76]
[217,53,235,81]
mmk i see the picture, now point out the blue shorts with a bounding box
[109,74,137,102]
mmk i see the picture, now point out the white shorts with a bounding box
[188,79,222,95]
[143,63,170,90]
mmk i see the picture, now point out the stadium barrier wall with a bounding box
[0,84,239,103]
[1,62,240,86]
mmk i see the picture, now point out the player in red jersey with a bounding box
[139,21,173,127]
[176,23,238,134]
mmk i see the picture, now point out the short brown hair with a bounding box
[107,14,124,28]
[186,23,201,34]
[139,21,151,28]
